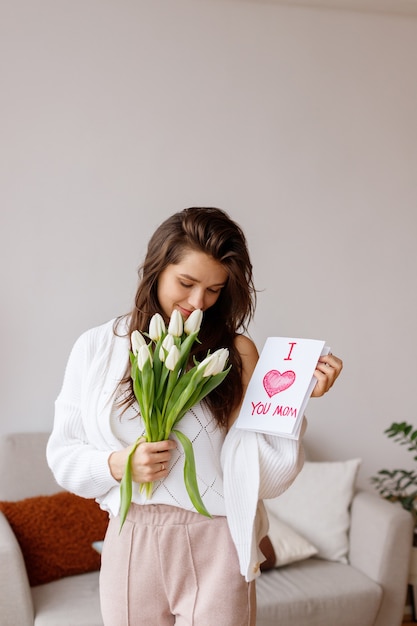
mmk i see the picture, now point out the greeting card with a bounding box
[235,337,330,439]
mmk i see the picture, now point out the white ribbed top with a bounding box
[109,393,226,515]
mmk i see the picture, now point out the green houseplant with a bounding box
[371,421,417,537]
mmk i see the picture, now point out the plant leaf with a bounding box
[119,444,137,532]
[173,428,211,518]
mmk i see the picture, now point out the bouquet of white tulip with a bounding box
[119,309,230,530]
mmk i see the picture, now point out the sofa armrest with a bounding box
[0,512,34,626]
[349,490,413,626]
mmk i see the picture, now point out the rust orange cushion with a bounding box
[0,491,109,586]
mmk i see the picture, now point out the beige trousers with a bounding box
[99,503,256,626]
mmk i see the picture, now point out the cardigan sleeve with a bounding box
[221,419,306,581]
[46,322,122,500]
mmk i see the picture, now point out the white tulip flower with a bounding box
[149,313,166,341]
[168,309,183,337]
[215,348,229,373]
[197,353,217,378]
[131,330,147,356]
[137,344,152,371]
[165,345,180,371]
[159,333,175,361]
[184,309,203,335]
[198,348,229,377]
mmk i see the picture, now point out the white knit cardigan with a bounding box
[46,318,305,582]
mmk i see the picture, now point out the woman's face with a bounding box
[157,250,228,321]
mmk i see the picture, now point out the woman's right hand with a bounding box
[108,439,177,483]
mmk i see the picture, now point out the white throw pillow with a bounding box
[266,515,318,567]
[264,458,361,564]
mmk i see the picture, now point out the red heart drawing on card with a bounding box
[263,370,296,397]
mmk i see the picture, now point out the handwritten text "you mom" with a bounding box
[250,401,297,418]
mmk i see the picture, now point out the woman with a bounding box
[47,207,342,626]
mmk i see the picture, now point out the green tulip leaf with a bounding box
[173,428,211,518]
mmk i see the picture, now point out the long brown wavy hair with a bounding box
[115,207,256,429]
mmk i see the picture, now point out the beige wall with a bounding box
[1,0,416,492]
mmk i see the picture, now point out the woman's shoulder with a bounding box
[233,333,259,359]
[233,334,259,385]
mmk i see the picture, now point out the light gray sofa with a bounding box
[0,432,413,626]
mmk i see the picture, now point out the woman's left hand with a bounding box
[311,353,343,397]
